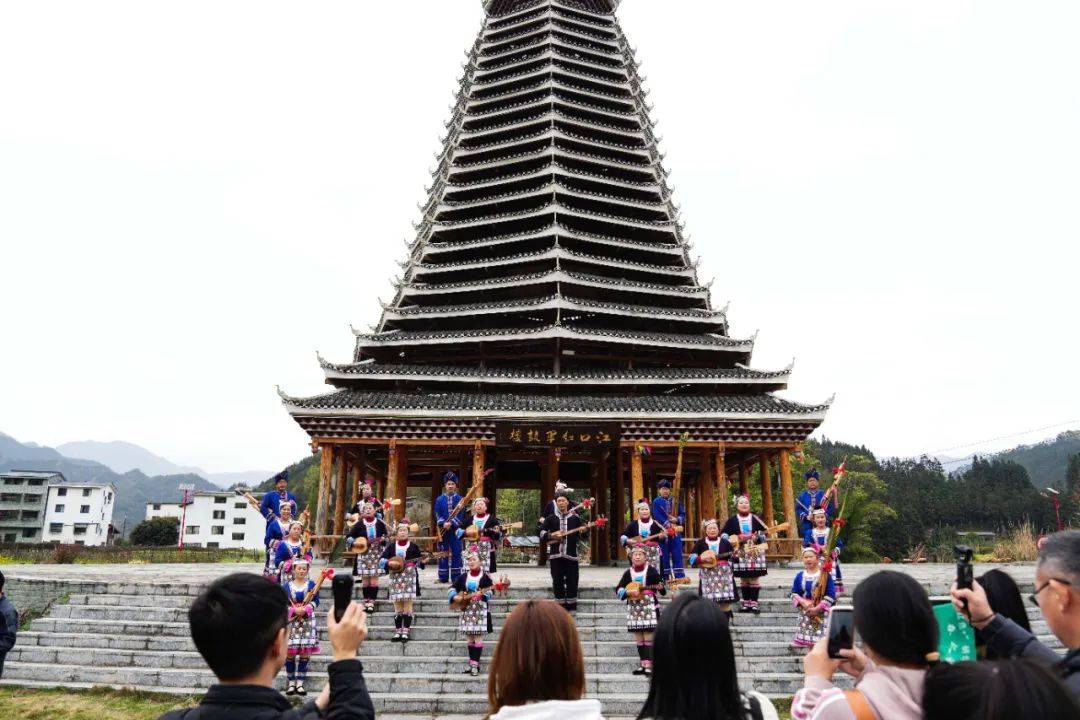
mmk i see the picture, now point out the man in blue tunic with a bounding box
[259,471,299,526]
[651,479,686,580]
[796,468,833,537]
[434,471,465,584]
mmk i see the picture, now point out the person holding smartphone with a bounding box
[791,571,938,720]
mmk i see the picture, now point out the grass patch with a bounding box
[0,686,198,720]
[773,696,792,720]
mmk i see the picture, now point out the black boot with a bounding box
[392,613,403,642]
[402,613,413,642]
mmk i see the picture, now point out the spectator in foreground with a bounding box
[159,572,374,720]
[792,570,938,720]
[0,570,17,678]
[923,658,1080,719]
[953,529,1080,696]
[486,599,603,720]
[637,593,778,720]
[976,568,1031,658]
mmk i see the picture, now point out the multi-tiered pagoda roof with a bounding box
[281,0,829,445]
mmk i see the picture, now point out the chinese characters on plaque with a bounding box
[496,424,620,450]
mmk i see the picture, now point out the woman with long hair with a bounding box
[637,593,778,720]
[975,568,1031,658]
[792,570,939,720]
[923,658,1080,719]
[486,599,602,720]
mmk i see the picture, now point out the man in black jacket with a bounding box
[540,493,583,613]
[158,572,375,719]
[0,570,17,678]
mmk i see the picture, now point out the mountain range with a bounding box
[56,440,272,489]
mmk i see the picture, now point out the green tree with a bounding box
[129,516,179,546]
[1067,454,1080,495]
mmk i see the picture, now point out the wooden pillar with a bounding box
[472,441,486,499]
[333,454,348,535]
[780,448,797,541]
[615,447,626,561]
[349,461,361,509]
[316,444,334,536]
[630,447,644,509]
[387,442,404,522]
[738,462,749,497]
[759,452,775,527]
[598,449,610,563]
[714,444,728,520]
[541,447,557,566]
[698,448,715,525]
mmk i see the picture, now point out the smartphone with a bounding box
[827,605,855,659]
[955,545,974,591]
[332,574,354,623]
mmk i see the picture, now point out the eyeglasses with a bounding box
[1029,577,1073,605]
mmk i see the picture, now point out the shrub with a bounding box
[129,517,180,546]
[50,544,79,564]
[990,520,1039,562]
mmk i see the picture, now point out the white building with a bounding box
[145,491,267,550]
[42,481,116,546]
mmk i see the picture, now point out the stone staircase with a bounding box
[1,573,1059,718]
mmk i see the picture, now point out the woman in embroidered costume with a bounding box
[282,558,320,696]
[803,508,844,594]
[615,546,666,676]
[790,546,836,648]
[347,502,389,613]
[459,497,503,574]
[262,500,295,580]
[379,519,424,643]
[687,518,738,621]
[619,500,665,574]
[273,521,310,584]
[449,551,494,677]
[721,495,769,613]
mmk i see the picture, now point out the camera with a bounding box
[955,544,973,591]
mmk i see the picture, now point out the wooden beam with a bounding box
[349,457,362,509]
[779,448,797,542]
[316,444,334,537]
[714,444,728,520]
[738,463,749,497]
[759,452,775,526]
[598,449,610,563]
[541,447,557,566]
[386,441,403,522]
[313,437,497,447]
[698,448,715,524]
[333,453,348,535]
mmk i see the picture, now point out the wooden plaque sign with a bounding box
[496,423,620,450]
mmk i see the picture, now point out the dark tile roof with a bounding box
[283,388,829,419]
[320,360,790,382]
[353,323,751,349]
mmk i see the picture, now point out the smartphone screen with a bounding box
[827,605,855,659]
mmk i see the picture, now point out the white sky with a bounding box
[1,1,1078,473]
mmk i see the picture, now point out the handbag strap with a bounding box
[843,689,877,720]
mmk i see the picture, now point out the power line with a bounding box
[925,419,1080,457]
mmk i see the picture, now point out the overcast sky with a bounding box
[1,1,1077,473]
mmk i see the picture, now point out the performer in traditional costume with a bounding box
[434,472,464,584]
[380,519,424,642]
[790,546,836,648]
[449,551,494,677]
[615,546,666,676]
[346,480,383,527]
[619,500,665,573]
[282,558,320,696]
[459,497,502,573]
[260,470,298,525]
[721,495,769,613]
[539,492,583,612]
[347,502,389,612]
[541,481,569,519]
[804,508,844,593]
[687,518,738,620]
[796,468,834,537]
[262,500,295,579]
[273,521,310,584]
[651,479,686,580]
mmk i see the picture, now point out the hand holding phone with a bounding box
[332,574,354,623]
[827,605,855,659]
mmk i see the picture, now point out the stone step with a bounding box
[4,646,809,675]
[0,661,826,699]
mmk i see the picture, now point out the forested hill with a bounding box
[996,431,1080,489]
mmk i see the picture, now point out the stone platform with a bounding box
[0,562,1052,719]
